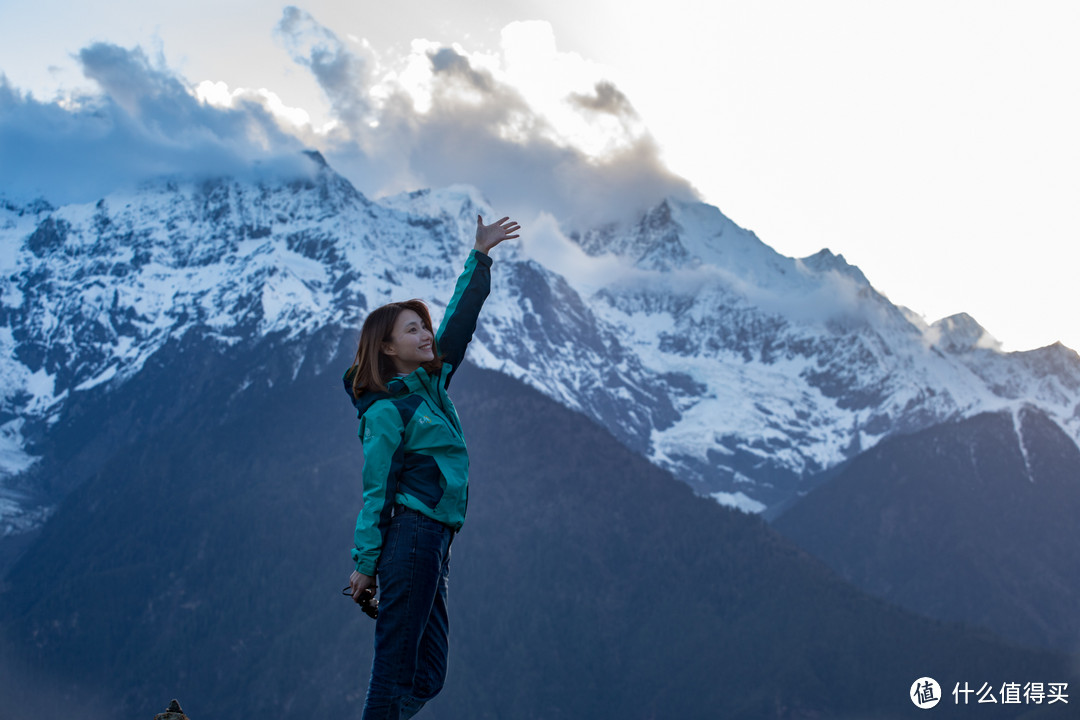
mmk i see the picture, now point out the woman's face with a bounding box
[382,309,434,375]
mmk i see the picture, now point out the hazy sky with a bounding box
[1,1,1077,352]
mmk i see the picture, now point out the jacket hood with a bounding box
[343,365,407,417]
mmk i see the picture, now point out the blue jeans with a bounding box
[362,508,454,720]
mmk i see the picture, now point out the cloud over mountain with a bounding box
[0,45,310,205]
[2,7,694,225]
[272,7,697,224]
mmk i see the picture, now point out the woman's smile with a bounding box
[384,309,436,374]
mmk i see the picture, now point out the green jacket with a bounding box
[343,249,493,576]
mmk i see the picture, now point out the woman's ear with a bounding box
[381,342,397,357]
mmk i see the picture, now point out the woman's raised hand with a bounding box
[474,215,521,254]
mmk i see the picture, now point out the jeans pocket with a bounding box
[378,518,407,571]
[417,517,446,538]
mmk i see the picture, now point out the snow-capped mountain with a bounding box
[568,199,1080,508]
[2,155,1078,532]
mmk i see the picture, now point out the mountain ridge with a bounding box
[2,156,1078,532]
[773,404,1080,652]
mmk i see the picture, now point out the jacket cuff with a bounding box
[352,549,377,577]
[470,248,493,267]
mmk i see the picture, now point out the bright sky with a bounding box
[1,1,1077,352]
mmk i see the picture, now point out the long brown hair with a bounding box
[350,299,442,397]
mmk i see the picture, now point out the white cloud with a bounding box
[196,81,312,129]
[517,212,641,293]
[0,44,311,204]
[271,7,695,226]
[0,8,693,227]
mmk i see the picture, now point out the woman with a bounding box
[343,214,520,719]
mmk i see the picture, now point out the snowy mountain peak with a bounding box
[799,249,870,287]
[569,195,779,277]
[302,149,330,168]
[379,184,493,235]
[928,313,1002,353]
